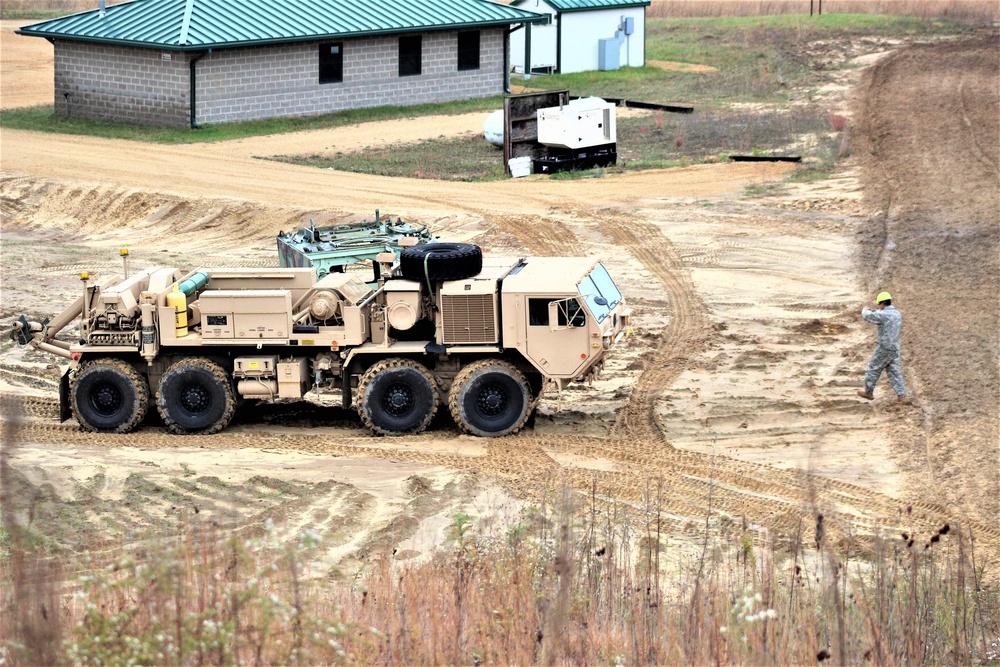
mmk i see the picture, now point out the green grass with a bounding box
[616,107,832,164]
[274,134,508,182]
[295,13,964,181]
[523,15,974,107]
[0,13,972,184]
[290,106,835,180]
[3,14,975,145]
[0,97,504,144]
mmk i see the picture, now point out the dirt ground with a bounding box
[1,25,997,570]
[852,36,1000,531]
[0,20,53,109]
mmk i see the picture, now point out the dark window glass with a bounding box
[399,35,422,77]
[457,31,480,71]
[319,42,343,84]
[559,300,586,327]
[528,299,550,326]
[528,298,586,327]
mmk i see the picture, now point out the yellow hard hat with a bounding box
[876,291,892,303]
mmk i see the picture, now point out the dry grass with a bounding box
[649,0,998,22]
[0,0,127,18]
[3,421,998,667]
[0,0,126,12]
[9,0,994,22]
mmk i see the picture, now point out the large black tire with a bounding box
[399,243,482,282]
[71,358,149,433]
[449,360,531,437]
[156,358,236,435]
[357,358,438,436]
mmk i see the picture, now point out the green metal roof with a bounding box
[17,0,547,51]
[513,0,648,12]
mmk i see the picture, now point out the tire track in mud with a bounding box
[6,145,996,557]
[520,206,999,551]
[0,368,59,394]
[8,411,988,551]
[958,74,1000,174]
[474,210,577,257]
[590,207,713,442]
[9,199,988,552]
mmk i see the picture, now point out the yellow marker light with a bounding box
[592,342,600,348]
[80,271,89,280]
[120,248,129,256]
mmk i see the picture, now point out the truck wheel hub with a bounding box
[180,384,210,413]
[383,384,414,415]
[478,385,507,416]
[91,382,122,415]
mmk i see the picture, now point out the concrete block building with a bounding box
[509,0,649,75]
[18,0,546,127]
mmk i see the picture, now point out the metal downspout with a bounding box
[524,22,531,80]
[556,12,562,73]
[642,6,647,66]
[189,50,208,129]
[504,28,510,93]
[506,23,526,93]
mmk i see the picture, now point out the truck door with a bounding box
[524,296,591,377]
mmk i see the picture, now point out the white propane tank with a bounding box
[483,109,504,147]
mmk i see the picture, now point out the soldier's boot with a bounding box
[856,389,874,400]
[896,396,911,404]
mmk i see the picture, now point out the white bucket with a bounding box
[508,156,532,178]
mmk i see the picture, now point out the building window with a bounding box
[319,42,343,84]
[399,35,421,77]
[457,31,480,71]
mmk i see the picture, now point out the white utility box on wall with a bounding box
[537,98,616,150]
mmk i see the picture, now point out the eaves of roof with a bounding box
[16,0,548,51]
[512,0,649,13]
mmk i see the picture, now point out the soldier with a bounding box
[858,291,909,403]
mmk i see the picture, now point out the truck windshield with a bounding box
[578,262,623,323]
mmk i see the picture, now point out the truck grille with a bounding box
[441,295,496,344]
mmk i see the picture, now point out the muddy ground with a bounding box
[1,23,997,572]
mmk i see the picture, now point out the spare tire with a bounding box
[399,243,482,282]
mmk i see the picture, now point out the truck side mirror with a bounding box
[548,301,564,332]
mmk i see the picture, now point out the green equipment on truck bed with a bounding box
[276,211,433,285]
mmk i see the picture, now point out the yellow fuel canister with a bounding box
[166,284,188,337]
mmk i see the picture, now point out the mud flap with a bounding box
[341,368,352,410]
[58,368,72,422]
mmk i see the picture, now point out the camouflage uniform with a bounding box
[861,305,907,397]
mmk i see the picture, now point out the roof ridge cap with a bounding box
[178,0,194,45]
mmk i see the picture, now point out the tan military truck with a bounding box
[11,244,629,437]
